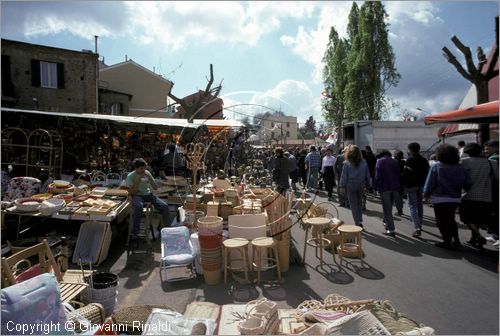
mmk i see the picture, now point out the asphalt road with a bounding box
[97,190,499,335]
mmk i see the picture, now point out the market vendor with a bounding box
[124,158,171,243]
[159,144,184,178]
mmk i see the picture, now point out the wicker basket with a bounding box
[67,303,105,333]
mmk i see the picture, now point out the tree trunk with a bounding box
[335,105,344,152]
[476,80,490,144]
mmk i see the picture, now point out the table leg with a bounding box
[302,224,309,264]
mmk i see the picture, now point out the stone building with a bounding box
[1,39,98,113]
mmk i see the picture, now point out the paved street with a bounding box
[99,190,499,335]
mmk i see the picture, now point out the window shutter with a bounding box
[57,63,64,88]
[31,59,40,87]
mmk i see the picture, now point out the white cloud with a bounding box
[5,2,317,50]
[385,1,443,27]
[280,2,352,84]
[249,80,322,124]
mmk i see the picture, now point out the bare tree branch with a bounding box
[451,35,478,77]
[477,47,487,71]
[442,46,474,82]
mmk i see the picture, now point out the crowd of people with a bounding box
[269,140,499,250]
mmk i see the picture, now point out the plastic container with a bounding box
[190,232,203,274]
[185,210,205,227]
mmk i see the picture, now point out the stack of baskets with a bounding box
[197,216,223,285]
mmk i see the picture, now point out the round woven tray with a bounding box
[112,304,175,335]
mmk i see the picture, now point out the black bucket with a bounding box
[84,272,118,289]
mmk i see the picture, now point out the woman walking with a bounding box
[423,144,468,249]
[459,143,498,249]
[339,145,372,228]
[321,148,336,201]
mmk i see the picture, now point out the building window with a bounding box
[110,103,122,115]
[271,132,275,138]
[271,122,274,127]
[31,60,64,89]
[286,130,290,137]
[287,122,290,127]
[40,61,58,88]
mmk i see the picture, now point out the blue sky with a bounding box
[1,1,498,128]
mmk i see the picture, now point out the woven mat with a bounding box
[112,304,175,335]
[184,301,220,320]
[218,304,278,335]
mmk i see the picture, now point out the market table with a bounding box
[2,197,131,239]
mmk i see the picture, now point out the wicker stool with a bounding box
[127,201,154,247]
[222,238,250,284]
[337,225,364,264]
[250,237,281,284]
[303,217,332,266]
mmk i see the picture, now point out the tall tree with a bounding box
[322,26,349,150]
[345,2,400,120]
[442,16,498,144]
[305,115,317,134]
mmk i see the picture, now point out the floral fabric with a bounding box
[2,177,41,202]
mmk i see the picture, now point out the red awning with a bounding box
[437,123,499,137]
[424,100,499,125]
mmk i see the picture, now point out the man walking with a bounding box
[402,143,429,238]
[375,150,401,237]
[305,145,321,190]
[285,151,299,191]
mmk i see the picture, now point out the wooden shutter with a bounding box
[57,63,64,88]
[31,59,40,87]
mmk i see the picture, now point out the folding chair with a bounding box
[160,226,196,282]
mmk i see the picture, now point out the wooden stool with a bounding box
[250,237,281,284]
[303,217,332,266]
[127,201,154,247]
[222,238,250,284]
[337,225,364,264]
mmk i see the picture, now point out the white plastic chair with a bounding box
[90,171,107,187]
[160,226,196,282]
[105,173,121,188]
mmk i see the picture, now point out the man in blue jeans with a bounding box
[402,143,429,238]
[305,145,321,190]
[374,150,401,237]
[125,158,170,245]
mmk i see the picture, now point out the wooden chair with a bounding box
[1,239,88,303]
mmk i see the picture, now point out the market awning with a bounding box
[1,108,244,129]
[437,123,499,137]
[424,100,499,125]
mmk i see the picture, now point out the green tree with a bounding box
[306,115,316,133]
[345,2,400,120]
[322,26,349,150]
